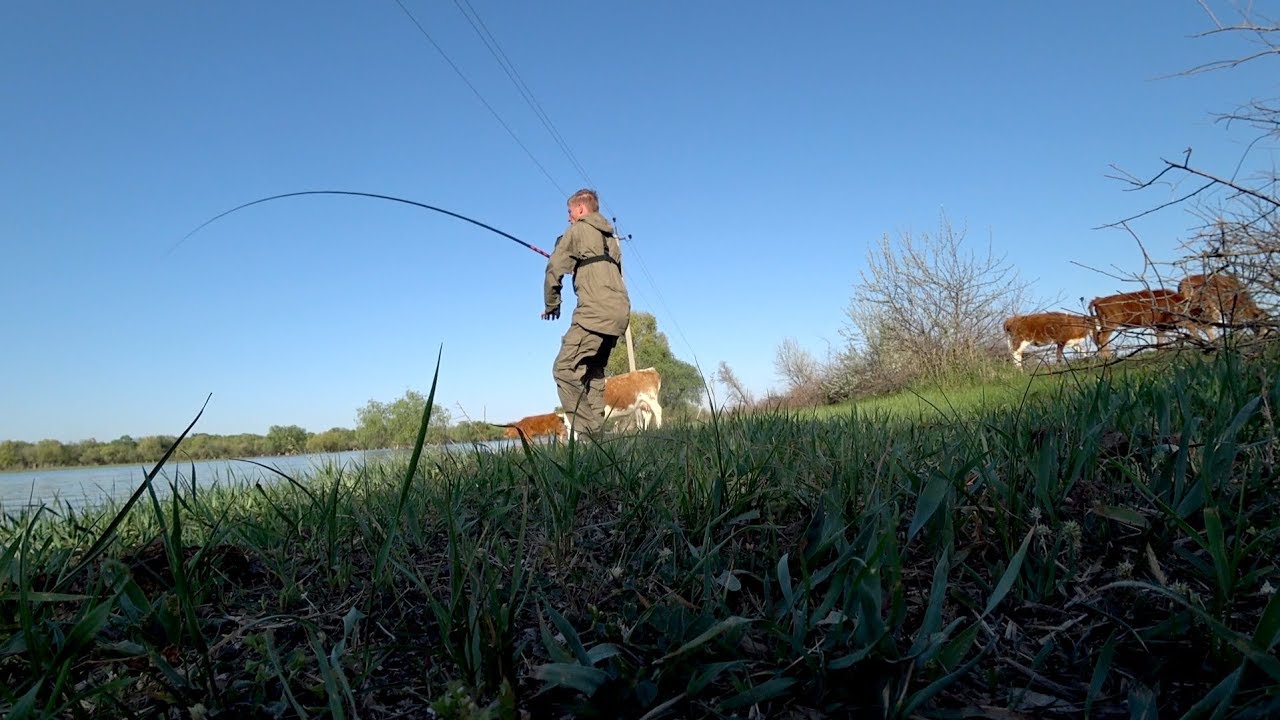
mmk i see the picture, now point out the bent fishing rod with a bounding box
[168,189,552,259]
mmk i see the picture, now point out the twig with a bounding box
[1163,157,1280,208]
[1093,179,1215,230]
[998,657,1078,699]
[1068,260,1132,284]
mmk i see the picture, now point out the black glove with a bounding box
[542,307,560,321]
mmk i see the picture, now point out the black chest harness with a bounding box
[572,229,622,273]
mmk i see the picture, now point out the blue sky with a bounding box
[2,1,1276,443]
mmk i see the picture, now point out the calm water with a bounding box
[0,440,516,513]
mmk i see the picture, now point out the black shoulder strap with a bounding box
[573,223,621,271]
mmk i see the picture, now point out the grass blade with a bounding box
[1092,505,1149,529]
[373,346,442,586]
[1085,631,1117,719]
[658,616,750,663]
[719,676,796,711]
[54,395,211,592]
[533,663,608,695]
[1252,590,1280,653]
[545,604,592,667]
[907,469,950,542]
[983,526,1034,618]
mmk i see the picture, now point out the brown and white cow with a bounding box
[604,367,663,430]
[496,412,567,441]
[1087,288,1194,358]
[1177,272,1269,340]
[559,367,664,438]
[1002,311,1093,369]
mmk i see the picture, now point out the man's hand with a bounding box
[542,307,560,321]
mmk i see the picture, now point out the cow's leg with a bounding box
[1204,310,1221,341]
[636,398,661,430]
[563,412,578,440]
[1093,326,1113,358]
[1064,337,1087,361]
[1011,339,1030,369]
[1191,319,1214,342]
[634,401,651,430]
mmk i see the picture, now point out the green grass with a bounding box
[806,351,1181,423]
[2,345,1279,718]
[819,370,1062,421]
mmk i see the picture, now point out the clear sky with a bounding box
[2,1,1276,443]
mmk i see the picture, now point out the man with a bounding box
[542,188,631,438]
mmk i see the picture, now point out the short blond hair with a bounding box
[567,188,599,213]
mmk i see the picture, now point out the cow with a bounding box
[493,412,567,442]
[1177,272,1269,340]
[1002,311,1093,369]
[1087,288,1195,358]
[559,367,664,438]
[604,367,663,430]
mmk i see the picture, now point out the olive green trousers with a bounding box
[552,322,618,437]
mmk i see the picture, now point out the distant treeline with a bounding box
[1,389,508,471]
[5,310,708,472]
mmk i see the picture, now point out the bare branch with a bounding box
[1069,260,1133,284]
[1165,157,1280,208]
[1191,22,1280,38]
[1166,46,1280,77]
[714,361,754,409]
[1093,178,1216,229]
[1106,152,1190,190]
[1195,0,1224,30]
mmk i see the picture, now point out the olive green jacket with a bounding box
[544,212,631,336]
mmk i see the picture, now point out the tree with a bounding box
[714,361,755,410]
[389,390,451,447]
[836,211,1037,393]
[307,427,358,453]
[1106,3,1280,331]
[355,400,391,450]
[75,439,103,466]
[606,312,705,412]
[34,439,71,468]
[101,436,137,465]
[449,420,505,443]
[0,440,24,470]
[266,425,310,455]
[136,435,177,462]
[357,390,452,449]
[772,337,827,406]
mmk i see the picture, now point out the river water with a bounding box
[0,440,516,513]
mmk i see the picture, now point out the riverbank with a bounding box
[0,441,520,512]
[3,346,1277,718]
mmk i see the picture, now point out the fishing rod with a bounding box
[168,189,552,258]
[173,187,647,374]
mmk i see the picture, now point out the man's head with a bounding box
[566,188,599,222]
